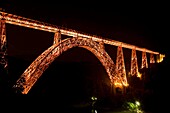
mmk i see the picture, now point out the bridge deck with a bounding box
[0,11,159,55]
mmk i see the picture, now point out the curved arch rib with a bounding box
[13,37,119,94]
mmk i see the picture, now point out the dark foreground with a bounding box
[1,54,170,113]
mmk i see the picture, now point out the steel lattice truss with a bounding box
[0,14,7,69]
[116,46,128,87]
[0,11,165,94]
[131,48,139,76]
[141,51,148,69]
[150,53,155,63]
[13,37,117,94]
[0,11,159,54]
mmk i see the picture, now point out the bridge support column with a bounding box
[141,51,148,69]
[0,12,8,69]
[116,45,128,86]
[150,53,155,64]
[130,48,139,77]
[99,40,105,50]
[0,11,9,94]
[115,45,128,94]
[53,30,61,45]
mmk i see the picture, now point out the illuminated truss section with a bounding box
[53,31,61,45]
[0,14,7,69]
[131,48,139,77]
[157,54,165,63]
[150,53,155,64]
[141,51,148,69]
[99,40,105,50]
[115,45,128,88]
[13,37,118,94]
[0,11,160,55]
[0,11,164,94]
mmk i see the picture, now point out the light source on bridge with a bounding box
[114,82,129,88]
[114,82,123,87]
[137,72,142,79]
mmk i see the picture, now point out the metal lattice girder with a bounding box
[0,11,160,55]
[0,13,8,68]
[116,46,128,87]
[131,48,139,76]
[141,51,148,69]
[0,10,163,95]
[13,37,118,94]
[99,40,105,50]
[150,53,155,63]
[53,30,61,45]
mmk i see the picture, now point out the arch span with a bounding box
[13,37,118,94]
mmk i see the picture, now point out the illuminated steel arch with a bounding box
[13,37,120,94]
